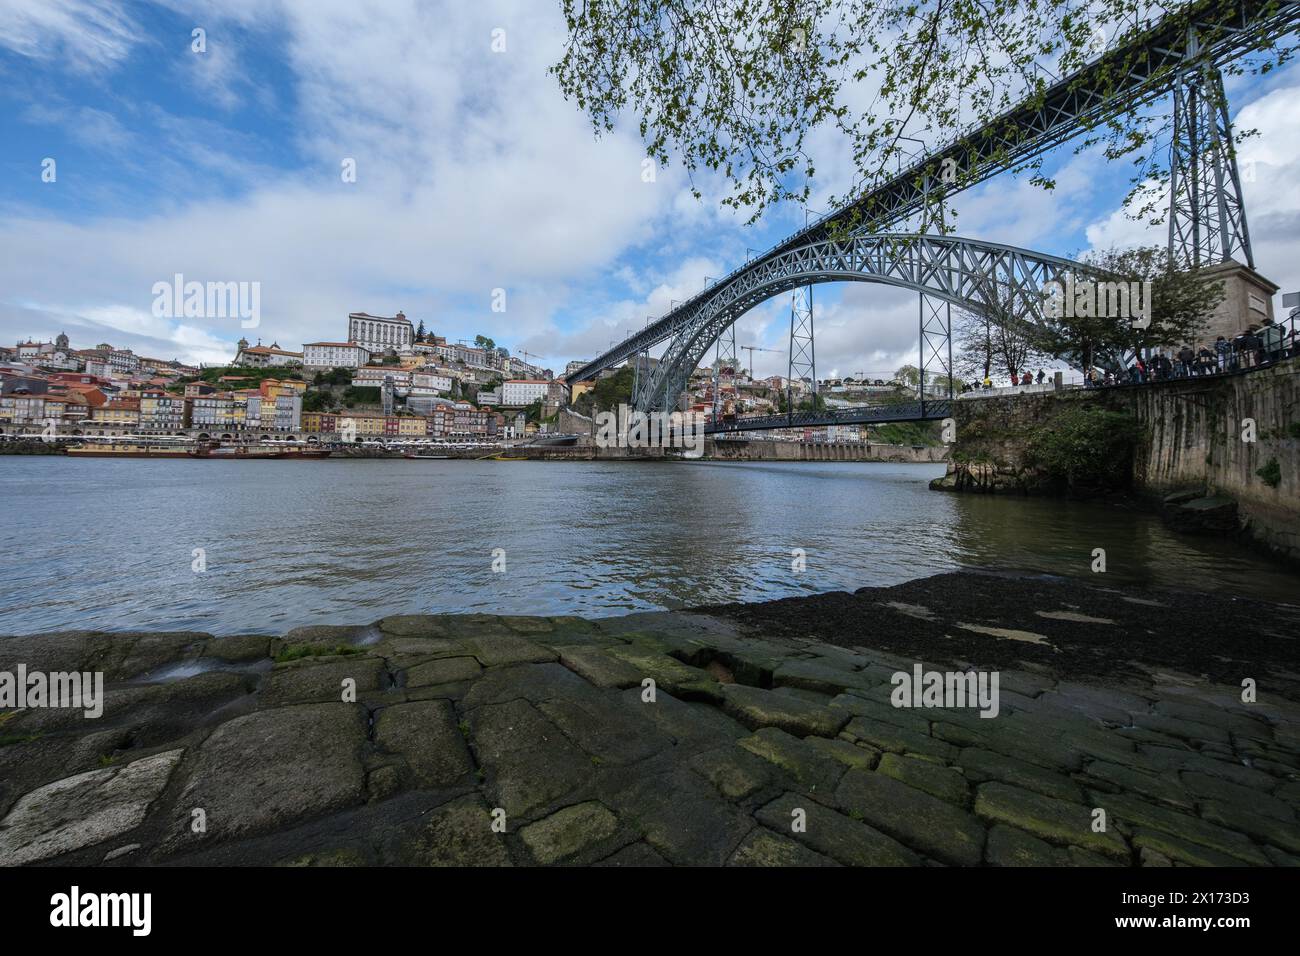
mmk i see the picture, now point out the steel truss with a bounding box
[919,292,954,407]
[787,286,816,401]
[710,323,736,421]
[566,1,1299,391]
[631,234,1107,413]
[1169,54,1253,267]
[714,323,737,368]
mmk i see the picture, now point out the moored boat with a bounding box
[66,441,194,458]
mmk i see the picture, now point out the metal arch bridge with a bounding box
[565,0,1300,414]
[628,233,1103,413]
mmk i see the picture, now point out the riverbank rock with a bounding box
[0,749,183,865]
[1160,490,1240,536]
[929,459,1055,495]
[1,578,1297,865]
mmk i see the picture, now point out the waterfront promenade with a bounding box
[2,570,1296,866]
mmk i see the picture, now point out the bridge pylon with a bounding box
[715,323,737,368]
[1167,32,1252,269]
[918,292,954,411]
[712,323,737,422]
[788,285,816,410]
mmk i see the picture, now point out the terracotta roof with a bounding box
[240,346,302,357]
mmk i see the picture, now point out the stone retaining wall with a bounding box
[934,360,1300,560]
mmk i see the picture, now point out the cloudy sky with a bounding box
[1,0,1297,381]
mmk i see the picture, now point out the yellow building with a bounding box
[261,379,307,402]
[397,415,427,437]
[91,400,141,426]
[301,411,328,433]
[346,413,388,437]
[570,380,595,402]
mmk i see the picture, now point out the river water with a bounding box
[1,457,1294,634]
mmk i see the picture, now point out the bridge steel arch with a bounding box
[634,233,1107,413]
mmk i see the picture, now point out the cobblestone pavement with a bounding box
[1,576,1297,866]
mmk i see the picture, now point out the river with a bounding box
[1,456,1294,634]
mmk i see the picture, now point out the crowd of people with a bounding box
[958,315,1296,392]
[1099,317,1296,386]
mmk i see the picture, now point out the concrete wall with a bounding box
[555,407,595,443]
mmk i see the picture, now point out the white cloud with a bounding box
[2,0,1298,375]
[0,0,686,367]
[0,0,138,73]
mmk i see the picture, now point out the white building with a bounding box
[303,342,371,370]
[501,379,549,407]
[347,311,414,354]
[191,395,240,429]
[272,393,302,431]
[109,349,140,374]
[825,424,864,443]
[35,351,80,372]
[352,367,411,388]
[410,371,453,394]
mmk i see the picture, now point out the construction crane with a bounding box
[739,344,781,380]
[711,344,782,422]
[517,349,539,375]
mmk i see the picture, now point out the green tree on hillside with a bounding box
[573,365,636,415]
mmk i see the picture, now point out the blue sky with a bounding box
[1,0,1298,381]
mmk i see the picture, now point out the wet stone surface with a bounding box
[1,572,1297,866]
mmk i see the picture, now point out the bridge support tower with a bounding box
[1167,31,1277,339]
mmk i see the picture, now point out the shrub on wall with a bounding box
[1026,406,1140,495]
[1256,457,1282,488]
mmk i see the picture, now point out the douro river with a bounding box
[2,457,1294,634]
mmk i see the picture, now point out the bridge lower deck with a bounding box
[705,399,951,435]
